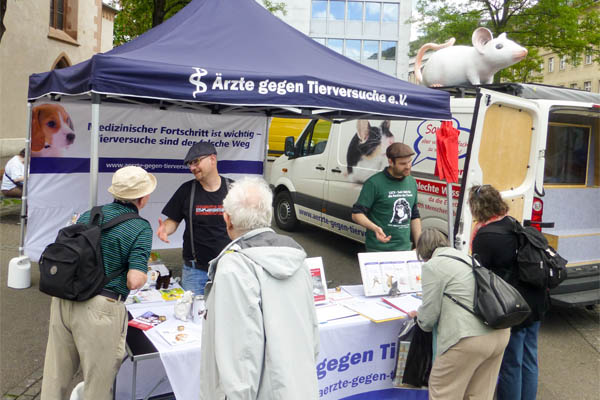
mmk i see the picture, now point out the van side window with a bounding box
[297,120,332,157]
[544,123,590,185]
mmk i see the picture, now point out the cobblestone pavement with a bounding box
[1,368,42,400]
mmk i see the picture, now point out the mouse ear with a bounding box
[472,27,493,54]
[31,106,45,152]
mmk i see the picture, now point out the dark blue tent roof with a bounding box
[29,0,451,120]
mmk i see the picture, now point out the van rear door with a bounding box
[455,88,541,250]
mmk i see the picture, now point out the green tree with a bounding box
[410,0,600,83]
[1,0,7,44]
[112,0,287,46]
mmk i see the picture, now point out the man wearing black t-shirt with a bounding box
[158,142,231,295]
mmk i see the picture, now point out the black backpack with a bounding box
[39,206,143,301]
[484,217,568,290]
[440,254,531,329]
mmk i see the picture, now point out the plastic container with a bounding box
[7,255,31,289]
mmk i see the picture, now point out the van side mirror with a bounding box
[284,136,296,158]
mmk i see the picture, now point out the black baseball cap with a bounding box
[184,142,217,164]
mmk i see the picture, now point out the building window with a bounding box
[382,3,399,22]
[327,38,344,54]
[346,39,361,60]
[363,40,379,60]
[548,57,554,72]
[365,2,380,21]
[381,41,396,61]
[570,83,578,89]
[314,37,326,46]
[583,81,591,92]
[53,56,70,69]
[312,1,327,19]
[347,1,363,20]
[50,0,65,29]
[559,56,566,70]
[329,0,345,20]
[49,0,78,42]
[585,53,593,64]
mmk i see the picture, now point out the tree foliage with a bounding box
[112,0,287,46]
[0,0,7,44]
[410,0,600,83]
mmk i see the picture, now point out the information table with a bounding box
[115,286,429,400]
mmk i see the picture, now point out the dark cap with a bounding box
[184,142,217,164]
[386,142,415,159]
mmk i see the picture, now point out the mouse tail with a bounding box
[414,37,456,84]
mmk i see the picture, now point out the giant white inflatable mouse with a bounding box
[414,27,528,87]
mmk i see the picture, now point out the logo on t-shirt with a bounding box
[195,205,224,215]
[389,198,410,225]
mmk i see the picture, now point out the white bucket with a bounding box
[7,255,31,289]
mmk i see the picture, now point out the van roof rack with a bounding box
[438,83,600,103]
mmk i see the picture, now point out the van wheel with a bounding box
[274,191,298,231]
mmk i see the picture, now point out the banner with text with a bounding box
[317,318,427,399]
[25,100,267,260]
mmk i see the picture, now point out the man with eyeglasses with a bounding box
[157,142,232,295]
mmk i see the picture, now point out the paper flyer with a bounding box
[306,257,328,304]
[382,294,422,314]
[157,324,202,346]
[341,300,406,323]
[128,311,166,331]
[159,287,185,301]
[315,303,358,323]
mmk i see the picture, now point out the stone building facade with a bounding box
[0,0,116,158]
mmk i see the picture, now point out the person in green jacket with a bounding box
[352,142,422,252]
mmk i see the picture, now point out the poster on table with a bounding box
[358,251,423,297]
[25,100,267,260]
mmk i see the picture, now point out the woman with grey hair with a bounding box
[410,228,510,399]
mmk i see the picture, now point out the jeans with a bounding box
[497,321,541,400]
[181,264,209,295]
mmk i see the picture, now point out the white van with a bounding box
[269,83,599,308]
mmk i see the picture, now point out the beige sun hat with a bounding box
[108,166,157,200]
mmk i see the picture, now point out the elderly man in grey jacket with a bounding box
[199,176,320,400]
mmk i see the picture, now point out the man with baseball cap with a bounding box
[41,166,156,400]
[157,141,232,295]
[351,142,422,252]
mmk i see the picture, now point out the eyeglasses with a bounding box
[474,184,490,196]
[186,155,210,167]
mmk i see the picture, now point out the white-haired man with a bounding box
[199,177,319,400]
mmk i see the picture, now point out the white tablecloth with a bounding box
[116,287,428,400]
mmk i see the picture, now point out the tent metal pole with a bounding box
[18,102,33,257]
[446,182,454,248]
[263,117,270,179]
[90,93,101,207]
